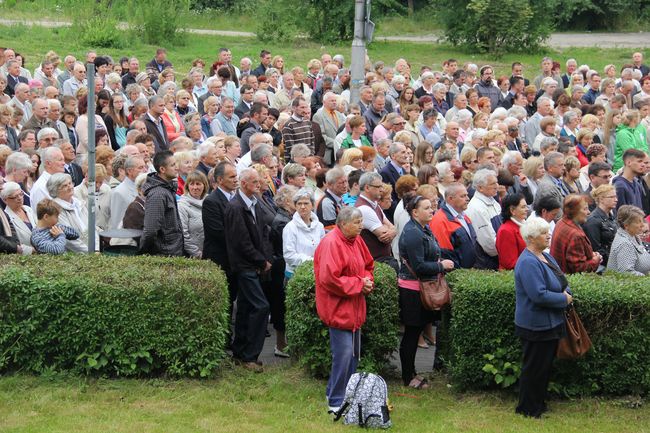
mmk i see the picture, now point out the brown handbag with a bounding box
[556,305,592,359]
[402,259,451,311]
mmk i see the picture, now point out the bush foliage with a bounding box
[446,270,650,396]
[285,261,399,378]
[432,0,555,54]
[0,255,229,378]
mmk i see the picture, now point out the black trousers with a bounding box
[232,271,270,363]
[516,338,558,418]
[399,324,426,385]
[263,257,286,332]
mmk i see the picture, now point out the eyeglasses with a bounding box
[5,193,23,200]
[596,174,613,180]
[368,184,383,189]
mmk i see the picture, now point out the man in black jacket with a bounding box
[224,167,273,371]
[142,96,169,152]
[140,151,183,256]
[202,162,239,327]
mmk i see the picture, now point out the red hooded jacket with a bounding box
[314,226,374,331]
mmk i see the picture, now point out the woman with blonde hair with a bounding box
[601,108,622,161]
[339,148,364,174]
[523,156,545,198]
[583,184,618,264]
[161,94,185,142]
[562,156,583,194]
[174,151,197,196]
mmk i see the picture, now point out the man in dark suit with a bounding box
[251,49,271,77]
[203,162,239,337]
[224,167,273,372]
[234,84,254,119]
[141,96,169,152]
[57,139,84,187]
[5,60,28,97]
[379,142,409,222]
[197,77,223,116]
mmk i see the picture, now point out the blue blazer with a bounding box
[514,249,569,331]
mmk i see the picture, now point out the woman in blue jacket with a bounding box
[398,194,454,389]
[514,217,573,418]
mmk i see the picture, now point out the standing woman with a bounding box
[398,86,416,113]
[178,171,208,258]
[583,184,618,265]
[398,195,454,389]
[601,108,621,162]
[514,217,572,418]
[103,93,129,150]
[413,141,434,173]
[550,194,602,274]
[161,94,185,142]
[496,193,528,270]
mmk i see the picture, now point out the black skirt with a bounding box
[399,286,438,327]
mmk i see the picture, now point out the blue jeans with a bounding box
[326,328,360,407]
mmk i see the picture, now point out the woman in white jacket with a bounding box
[47,173,99,253]
[282,188,326,277]
[178,171,208,258]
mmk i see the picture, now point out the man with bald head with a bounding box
[57,55,77,88]
[23,98,59,137]
[632,52,649,77]
[30,147,65,211]
[8,83,32,126]
[313,91,346,165]
[445,94,467,122]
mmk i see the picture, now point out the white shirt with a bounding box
[30,171,53,213]
[357,194,384,232]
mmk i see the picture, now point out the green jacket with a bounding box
[613,124,648,172]
[340,133,372,149]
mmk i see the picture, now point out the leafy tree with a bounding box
[433,0,558,54]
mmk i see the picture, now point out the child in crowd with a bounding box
[30,199,79,254]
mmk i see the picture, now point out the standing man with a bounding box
[109,156,147,229]
[146,48,173,83]
[314,206,374,414]
[313,92,346,166]
[252,50,271,77]
[224,168,273,371]
[62,62,87,97]
[211,97,240,137]
[140,150,184,256]
[355,172,397,269]
[466,169,502,270]
[30,147,65,212]
[240,103,268,155]
[282,97,316,161]
[203,162,240,343]
[142,96,169,152]
[475,65,501,109]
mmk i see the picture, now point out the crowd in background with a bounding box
[1,45,650,414]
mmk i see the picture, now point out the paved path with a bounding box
[1,18,649,48]
[258,327,435,376]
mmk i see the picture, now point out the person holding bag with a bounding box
[398,193,454,389]
[514,216,573,418]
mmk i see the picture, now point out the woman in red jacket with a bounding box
[550,194,603,273]
[314,206,374,415]
[496,193,528,270]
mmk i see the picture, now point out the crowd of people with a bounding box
[1,44,650,418]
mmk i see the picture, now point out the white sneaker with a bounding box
[328,406,341,415]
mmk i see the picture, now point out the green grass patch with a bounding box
[1,23,646,80]
[0,366,648,432]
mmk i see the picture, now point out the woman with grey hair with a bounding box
[282,162,307,188]
[268,185,299,358]
[1,181,36,254]
[514,216,573,418]
[46,172,98,252]
[283,187,326,277]
[3,151,32,203]
[607,205,650,276]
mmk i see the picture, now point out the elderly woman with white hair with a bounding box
[1,181,36,254]
[46,172,98,252]
[607,205,650,276]
[514,216,573,419]
[454,109,473,143]
[3,151,32,203]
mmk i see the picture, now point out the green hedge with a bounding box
[0,255,229,378]
[285,261,399,378]
[446,270,650,396]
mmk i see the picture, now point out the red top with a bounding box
[495,219,527,270]
[314,226,374,331]
[576,145,589,167]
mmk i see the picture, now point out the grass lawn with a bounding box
[0,365,648,433]
[0,22,645,81]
